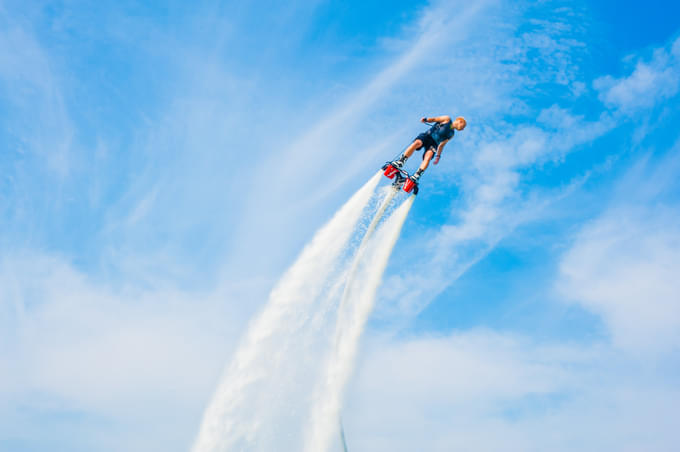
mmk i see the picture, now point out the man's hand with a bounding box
[421,116,428,123]
[433,154,441,165]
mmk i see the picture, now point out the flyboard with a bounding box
[381,162,419,194]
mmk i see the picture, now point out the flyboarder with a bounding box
[382,115,466,193]
[393,115,467,183]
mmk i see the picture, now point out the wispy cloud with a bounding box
[0,252,264,451]
[0,11,75,242]
[0,13,73,176]
[558,149,680,353]
[595,36,680,112]
[345,329,680,452]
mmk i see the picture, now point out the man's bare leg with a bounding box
[403,139,423,159]
[419,150,435,171]
[412,149,435,181]
[394,139,423,167]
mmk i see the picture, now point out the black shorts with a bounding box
[414,133,437,159]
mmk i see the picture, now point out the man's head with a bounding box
[452,116,466,131]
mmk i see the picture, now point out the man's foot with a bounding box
[391,155,407,169]
[410,169,424,182]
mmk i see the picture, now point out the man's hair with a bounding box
[455,116,467,129]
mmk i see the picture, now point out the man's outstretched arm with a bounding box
[421,115,451,124]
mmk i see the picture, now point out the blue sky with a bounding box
[2,0,680,451]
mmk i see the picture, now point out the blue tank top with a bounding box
[428,120,454,146]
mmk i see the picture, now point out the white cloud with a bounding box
[556,142,680,354]
[558,204,680,353]
[344,331,680,452]
[594,36,680,112]
[0,253,262,451]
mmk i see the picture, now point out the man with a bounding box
[392,115,466,183]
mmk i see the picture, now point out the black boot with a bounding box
[411,168,424,182]
[392,154,407,169]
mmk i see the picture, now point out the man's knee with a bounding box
[405,140,422,156]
